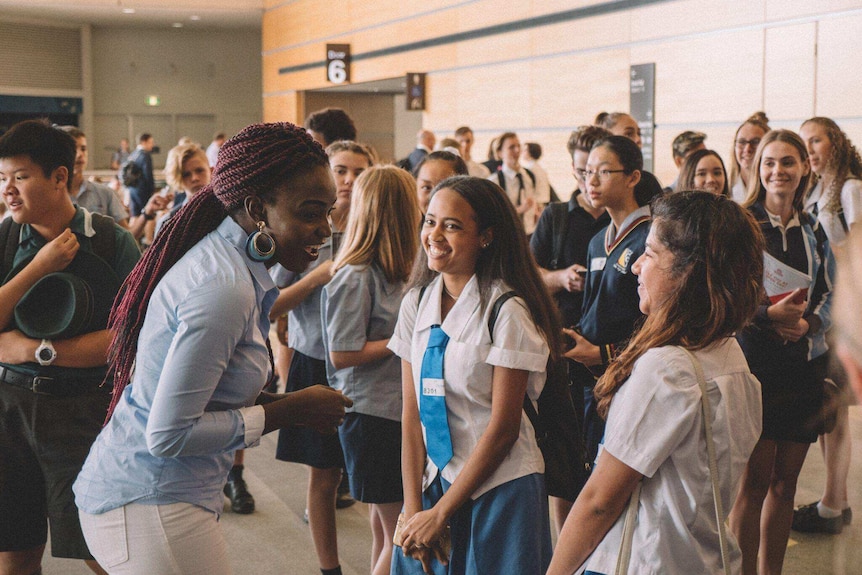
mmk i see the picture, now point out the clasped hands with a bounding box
[397,508,451,574]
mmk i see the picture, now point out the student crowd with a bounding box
[0,105,859,575]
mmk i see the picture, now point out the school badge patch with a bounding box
[613,248,634,274]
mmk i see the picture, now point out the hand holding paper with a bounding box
[767,289,807,326]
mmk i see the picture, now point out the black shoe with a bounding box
[336,472,355,509]
[792,501,845,534]
[224,466,255,514]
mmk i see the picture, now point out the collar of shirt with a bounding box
[214,217,277,295]
[608,205,650,244]
[418,144,431,153]
[804,181,823,212]
[414,274,482,340]
[71,180,89,201]
[500,164,523,181]
[19,206,95,246]
[763,206,801,231]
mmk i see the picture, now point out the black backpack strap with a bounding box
[87,212,118,265]
[496,170,505,189]
[487,290,518,343]
[548,201,570,270]
[523,167,537,187]
[837,205,850,234]
[0,217,21,282]
[417,285,428,308]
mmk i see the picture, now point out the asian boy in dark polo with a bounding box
[0,120,140,575]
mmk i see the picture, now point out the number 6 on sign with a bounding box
[328,60,346,84]
[325,43,351,84]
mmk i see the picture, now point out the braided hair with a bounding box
[105,122,328,419]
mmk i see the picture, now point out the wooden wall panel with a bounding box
[817,13,862,118]
[530,12,630,56]
[423,73,459,132]
[454,29,532,68]
[455,60,532,130]
[529,50,630,129]
[764,23,815,120]
[766,0,862,21]
[263,43,329,93]
[263,92,302,124]
[631,0,765,41]
[630,29,764,125]
[263,1,351,52]
[262,0,862,196]
[347,0,465,30]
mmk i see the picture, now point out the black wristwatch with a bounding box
[36,339,57,366]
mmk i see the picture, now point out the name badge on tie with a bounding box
[590,257,607,272]
[422,378,445,397]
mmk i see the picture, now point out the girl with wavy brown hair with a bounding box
[547,191,765,575]
[789,117,862,535]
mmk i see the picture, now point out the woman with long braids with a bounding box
[73,123,352,575]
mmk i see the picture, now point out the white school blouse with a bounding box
[388,275,548,499]
[805,178,862,246]
[580,340,762,575]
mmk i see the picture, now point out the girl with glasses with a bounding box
[729,112,770,203]
[563,136,651,476]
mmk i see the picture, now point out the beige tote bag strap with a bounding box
[614,481,641,575]
[680,347,732,575]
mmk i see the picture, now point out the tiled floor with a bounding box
[45,406,862,574]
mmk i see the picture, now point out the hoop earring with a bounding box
[246,221,276,262]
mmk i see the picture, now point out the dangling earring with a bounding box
[246,221,276,262]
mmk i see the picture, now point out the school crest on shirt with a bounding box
[613,248,634,274]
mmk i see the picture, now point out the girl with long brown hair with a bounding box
[391,176,561,574]
[548,191,765,574]
[732,129,834,575]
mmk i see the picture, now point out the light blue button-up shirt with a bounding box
[74,216,276,515]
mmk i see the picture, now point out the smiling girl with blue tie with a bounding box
[389,176,562,575]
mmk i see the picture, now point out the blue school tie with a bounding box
[420,325,453,470]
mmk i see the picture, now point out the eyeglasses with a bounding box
[735,138,761,150]
[583,169,627,181]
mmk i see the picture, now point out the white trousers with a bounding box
[79,503,231,575]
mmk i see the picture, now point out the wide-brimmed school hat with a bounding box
[6,250,121,340]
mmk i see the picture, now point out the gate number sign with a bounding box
[326,44,350,84]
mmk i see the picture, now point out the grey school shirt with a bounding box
[321,263,404,421]
[286,235,335,360]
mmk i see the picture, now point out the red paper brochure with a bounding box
[763,251,810,305]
